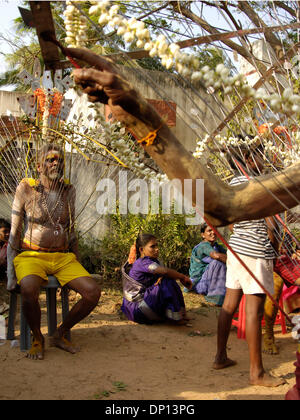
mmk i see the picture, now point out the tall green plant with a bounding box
[97,206,200,285]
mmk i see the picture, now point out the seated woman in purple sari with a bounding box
[121,233,192,324]
[188,223,227,306]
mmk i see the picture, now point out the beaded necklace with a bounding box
[40,186,64,236]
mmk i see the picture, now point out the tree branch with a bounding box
[272,1,297,18]
[69,47,300,227]
[168,1,268,72]
[238,1,285,61]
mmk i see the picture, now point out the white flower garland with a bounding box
[63,1,300,172]
[88,106,168,183]
[41,91,51,139]
[193,132,300,167]
[64,1,88,47]
[109,135,168,183]
[62,1,300,119]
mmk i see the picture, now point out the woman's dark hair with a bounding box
[136,233,157,258]
[200,223,208,234]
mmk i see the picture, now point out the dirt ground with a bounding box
[0,279,298,401]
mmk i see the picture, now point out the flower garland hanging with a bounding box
[62,1,300,173]
[33,88,64,118]
[192,131,300,168]
[34,88,46,116]
[33,87,65,140]
[62,1,300,119]
[64,0,88,47]
[49,91,64,117]
[88,106,168,183]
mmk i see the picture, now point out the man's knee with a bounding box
[246,294,265,321]
[87,282,101,305]
[20,276,42,302]
[77,277,101,305]
[222,289,242,315]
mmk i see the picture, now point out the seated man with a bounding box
[7,144,101,360]
[0,218,10,282]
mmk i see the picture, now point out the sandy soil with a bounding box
[0,280,298,401]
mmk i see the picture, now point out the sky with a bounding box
[0,0,242,92]
[0,0,23,84]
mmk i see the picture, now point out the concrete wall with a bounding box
[0,91,23,117]
[121,67,218,153]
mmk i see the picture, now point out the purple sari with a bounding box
[121,257,185,324]
[194,257,226,296]
[192,257,226,306]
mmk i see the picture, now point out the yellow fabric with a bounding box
[21,178,70,187]
[14,251,90,287]
[264,272,284,333]
[262,272,284,354]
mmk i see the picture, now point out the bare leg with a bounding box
[213,288,243,369]
[20,275,45,360]
[51,276,101,353]
[245,293,286,387]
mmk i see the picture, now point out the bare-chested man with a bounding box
[7,144,101,360]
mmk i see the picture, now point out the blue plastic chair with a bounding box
[7,276,70,351]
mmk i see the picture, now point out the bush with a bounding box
[81,208,201,288]
[78,236,102,274]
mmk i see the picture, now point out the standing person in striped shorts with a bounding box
[213,143,286,387]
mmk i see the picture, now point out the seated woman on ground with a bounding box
[187,223,227,306]
[121,233,192,325]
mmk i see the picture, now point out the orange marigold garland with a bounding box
[33,88,63,119]
[50,91,63,117]
[34,88,46,118]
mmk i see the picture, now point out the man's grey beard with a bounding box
[47,171,63,181]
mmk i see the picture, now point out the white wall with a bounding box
[0,91,23,116]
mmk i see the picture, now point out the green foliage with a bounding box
[196,47,233,73]
[78,235,102,274]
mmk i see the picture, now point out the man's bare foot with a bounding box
[26,337,45,360]
[213,358,237,370]
[249,372,286,387]
[50,332,79,354]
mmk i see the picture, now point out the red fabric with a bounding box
[274,256,300,287]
